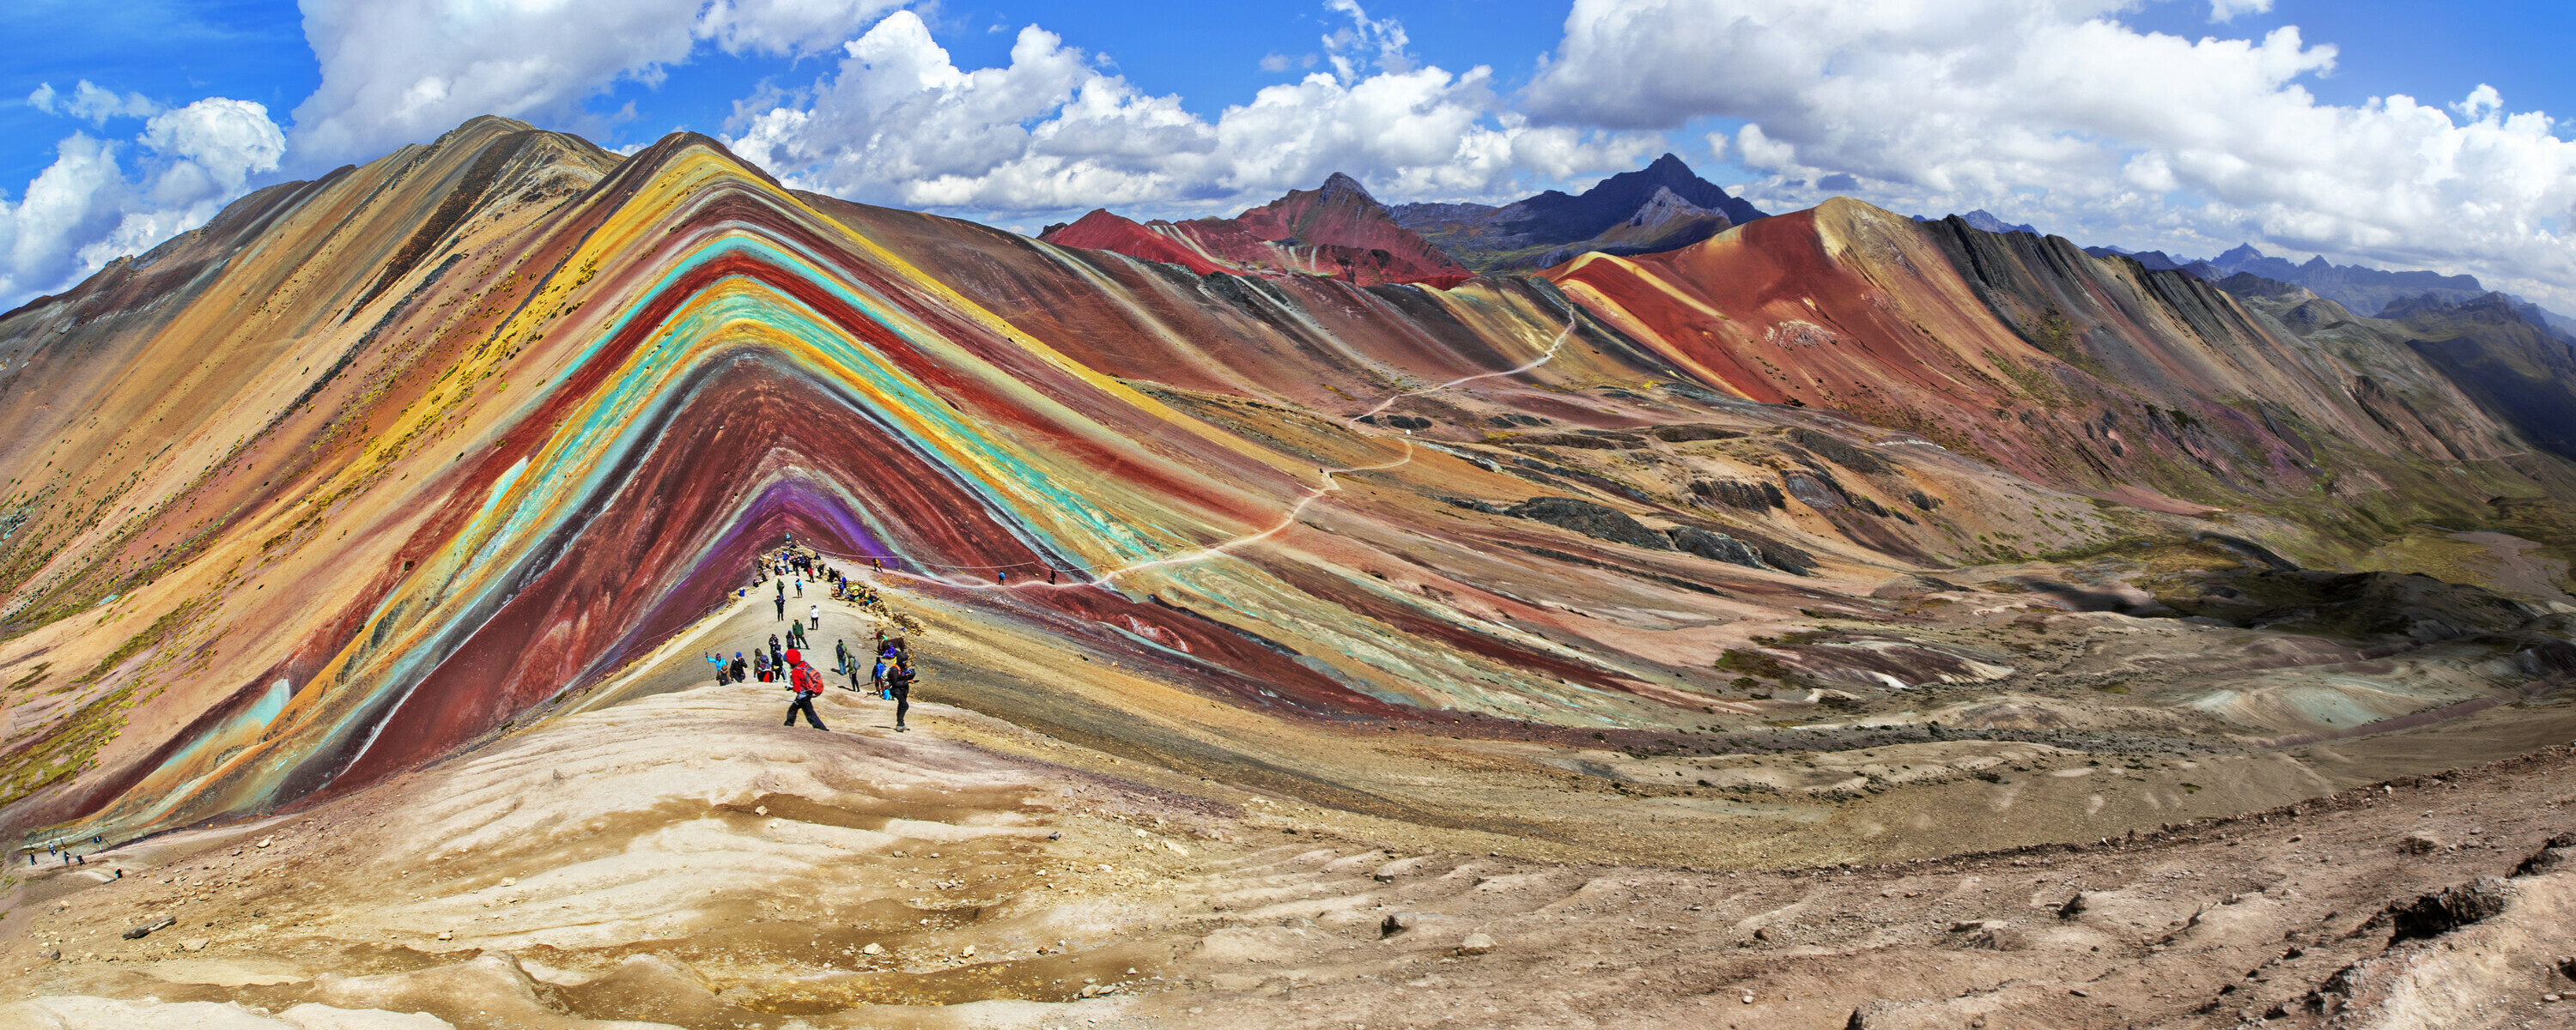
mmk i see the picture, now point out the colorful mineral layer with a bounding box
[8,118,2576,1027]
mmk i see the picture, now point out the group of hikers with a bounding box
[25,835,103,866]
[707,537,919,733]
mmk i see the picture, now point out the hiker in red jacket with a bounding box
[783,651,828,730]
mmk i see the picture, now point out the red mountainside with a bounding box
[1039,173,1473,288]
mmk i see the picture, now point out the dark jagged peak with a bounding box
[1383,153,1760,271]
[1504,152,1765,239]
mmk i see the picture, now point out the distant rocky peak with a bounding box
[1958,209,2038,236]
[1640,152,1695,180]
[2214,243,2266,266]
[1630,185,1717,227]
[1317,172,1376,204]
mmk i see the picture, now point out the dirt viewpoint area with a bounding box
[8,588,2576,1030]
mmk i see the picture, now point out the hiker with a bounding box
[775,592,787,621]
[794,577,804,597]
[707,651,726,685]
[768,634,785,672]
[886,657,917,731]
[878,636,908,700]
[752,650,769,682]
[998,570,1007,585]
[783,651,827,730]
[834,639,853,675]
[809,602,821,629]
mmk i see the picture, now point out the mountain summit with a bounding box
[1039,173,1472,287]
[1388,153,1765,271]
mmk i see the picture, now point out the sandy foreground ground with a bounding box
[6,594,2576,1029]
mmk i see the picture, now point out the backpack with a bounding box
[790,664,823,695]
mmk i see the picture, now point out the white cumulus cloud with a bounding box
[1522,0,2576,307]
[290,0,906,167]
[27,81,163,126]
[0,99,286,307]
[726,9,1656,219]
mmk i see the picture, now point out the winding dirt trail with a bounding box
[883,318,1578,594]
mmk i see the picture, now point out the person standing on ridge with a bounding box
[885,657,917,731]
[842,641,867,692]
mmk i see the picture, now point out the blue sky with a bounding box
[4,0,2573,307]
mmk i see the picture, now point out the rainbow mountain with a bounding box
[5,115,2573,850]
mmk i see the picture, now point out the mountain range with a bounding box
[1041,152,1769,282]
[9,115,2576,847]
[11,114,2576,1026]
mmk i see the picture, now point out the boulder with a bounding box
[2388,876,2513,942]
[1503,496,1670,550]
[1668,525,1766,569]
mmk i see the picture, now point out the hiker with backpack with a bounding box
[885,657,916,731]
[782,649,828,730]
[874,635,905,698]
